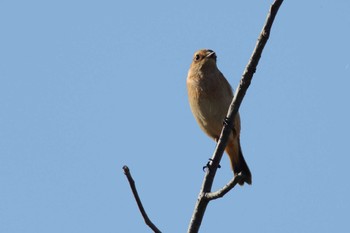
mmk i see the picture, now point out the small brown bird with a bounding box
[186,49,252,185]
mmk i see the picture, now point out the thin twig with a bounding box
[205,173,244,201]
[122,166,162,233]
[187,1,284,232]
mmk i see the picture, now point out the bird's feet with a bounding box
[203,158,221,172]
[223,117,236,135]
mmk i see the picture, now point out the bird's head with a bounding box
[191,49,217,71]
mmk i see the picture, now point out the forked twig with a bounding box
[205,173,244,201]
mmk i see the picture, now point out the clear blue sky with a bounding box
[1,1,349,232]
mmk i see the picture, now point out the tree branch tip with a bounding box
[123,165,130,174]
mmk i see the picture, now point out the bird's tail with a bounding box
[226,139,252,186]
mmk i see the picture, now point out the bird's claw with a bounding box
[223,117,231,126]
[202,164,209,172]
[203,158,221,172]
[223,117,236,134]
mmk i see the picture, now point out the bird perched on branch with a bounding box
[186,49,252,185]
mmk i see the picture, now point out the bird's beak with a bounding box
[206,51,216,58]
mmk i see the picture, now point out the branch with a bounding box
[122,166,162,233]
[187,1,284,232]
[205,173,244,200]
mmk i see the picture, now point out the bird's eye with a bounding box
[195,54,200,61]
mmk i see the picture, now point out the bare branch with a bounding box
[122,166,162,233]
[187,1,284,232]
[205,173,244,201]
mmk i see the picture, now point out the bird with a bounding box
[186,49,252,185]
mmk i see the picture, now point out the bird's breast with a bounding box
[187,77,230,138]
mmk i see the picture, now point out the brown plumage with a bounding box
[186,49,252,185]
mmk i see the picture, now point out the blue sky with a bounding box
[1,1,349,232]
